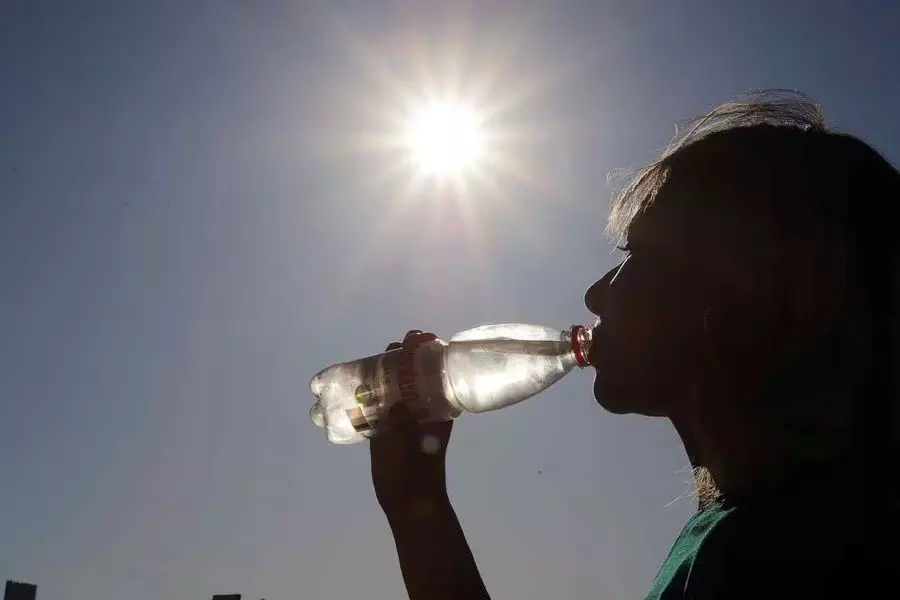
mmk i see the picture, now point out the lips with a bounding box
[587,324,603,367]
[588,329,623,384]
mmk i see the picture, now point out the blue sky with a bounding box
[1,1,898,599]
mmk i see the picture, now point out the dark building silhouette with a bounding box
[4,581,37,600]
[212,595,240,600]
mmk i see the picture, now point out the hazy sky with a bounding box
[2,1,898,599]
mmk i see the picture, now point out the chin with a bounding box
[592,370,657,416]
[592,371,635,414]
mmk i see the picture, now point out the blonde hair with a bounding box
[608,90,826,240]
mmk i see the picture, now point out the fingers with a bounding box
[385,330,438,353]
[372,398,416,440]
[378,329,443,440]
[386,401,416,428]
[402,329,438,352]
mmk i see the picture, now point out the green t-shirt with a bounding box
[642,500,733,600]
[642,480,885,600]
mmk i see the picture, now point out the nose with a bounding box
[584,260,626,316]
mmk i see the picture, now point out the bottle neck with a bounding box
[569,325,592,368]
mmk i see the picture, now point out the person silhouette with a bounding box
[369,92,898,600]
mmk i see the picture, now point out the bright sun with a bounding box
[402,102,485,177]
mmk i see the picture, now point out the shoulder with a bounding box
[683,500,872,600]
[641,503,731,600]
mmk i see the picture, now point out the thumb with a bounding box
[384,401,416,432]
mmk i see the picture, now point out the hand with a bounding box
[370,330,454,521]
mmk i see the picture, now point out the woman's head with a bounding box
[585,92,900,473]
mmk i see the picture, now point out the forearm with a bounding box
[386,495,491,600]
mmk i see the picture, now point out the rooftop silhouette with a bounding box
[4,581,36,600]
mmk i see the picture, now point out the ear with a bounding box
[699,279,786,379]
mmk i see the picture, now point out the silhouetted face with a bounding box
[584,189,841,419]
[584,198,730,417]
[582,125,874,419]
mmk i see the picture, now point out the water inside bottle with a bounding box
[442,337,578,413]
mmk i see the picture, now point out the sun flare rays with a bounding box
[315,10,568,316]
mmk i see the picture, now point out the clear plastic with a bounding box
[442,324,582,413]
[309,323,591,444]
[308,349,401,445]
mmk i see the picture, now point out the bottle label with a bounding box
[345,350,401,433]
[345,348,426,433]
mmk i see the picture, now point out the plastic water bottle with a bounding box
[309,324,592,444]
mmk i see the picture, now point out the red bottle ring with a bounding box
[570,325,588,368]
